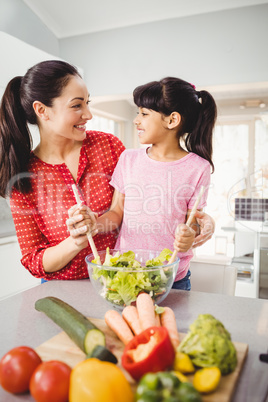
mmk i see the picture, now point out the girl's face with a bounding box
[45,76,92,141]
[133,107,169,145]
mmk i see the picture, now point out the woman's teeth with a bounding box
[75,124,86,130]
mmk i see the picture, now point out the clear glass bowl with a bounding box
[85,249,180,310]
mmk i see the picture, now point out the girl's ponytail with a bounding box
[0,76,32,197]
[185,90,217,172]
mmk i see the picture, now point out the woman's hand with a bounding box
[173,224,196,252]
[66,204,98,248]
[192,211,215,248]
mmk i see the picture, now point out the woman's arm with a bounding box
[174,210,215,252]
[42,203,96,272]
[45,189,125,273]
[42,235,86,272]
[192,211,215,248]
[95,189,125,233]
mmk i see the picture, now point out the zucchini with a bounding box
[35,296,105,355]
[86,345,118,364]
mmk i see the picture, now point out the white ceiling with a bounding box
[23,0,268,39]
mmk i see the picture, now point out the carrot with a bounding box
[104,310,134,345]
[160,306,180,349]
[122,305,142,335]
[136,292,156,330]
[155,311,161,327]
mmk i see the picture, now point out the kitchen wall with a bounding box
[59,4,268,98]
[1,1,267,100]
[0,31,62,239]
[0,0,59,56]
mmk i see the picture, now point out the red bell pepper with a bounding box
[121,326,175,381]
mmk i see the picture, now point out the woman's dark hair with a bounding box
[133,77,217,172]
[0,60,81,197]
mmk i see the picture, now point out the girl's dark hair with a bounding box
[0,60,81,197]
[133,77,217,172]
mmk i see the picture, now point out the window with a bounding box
[86,114,122,139]
[254,119,268,198]
[196,118,268,257]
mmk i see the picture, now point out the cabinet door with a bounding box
[0,239,40,300]
[260,249,268,274]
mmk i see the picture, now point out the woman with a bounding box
[0,60,214,281]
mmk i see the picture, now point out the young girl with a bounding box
[91,77,217,290]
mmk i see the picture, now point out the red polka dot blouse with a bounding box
[9,131,125,280]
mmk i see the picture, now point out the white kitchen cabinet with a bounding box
[0,236,40,300]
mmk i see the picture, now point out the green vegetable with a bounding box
[174,382,203,401]
[136,372,202,402]
[177,314,237,375]
[92,248,174,307]
[145,248,172,267]
[35,297,106,355]
[155,305,165,315]
[86,345,118,364]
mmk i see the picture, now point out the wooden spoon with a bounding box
[71,184,100,262]
[169,185,205,264]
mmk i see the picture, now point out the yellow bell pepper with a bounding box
[69,358,134,402]
[193,366,221,393]
[173,352,195,373]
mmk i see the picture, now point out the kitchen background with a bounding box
[0,0,268,300]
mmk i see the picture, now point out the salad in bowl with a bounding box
[86,248,180,309]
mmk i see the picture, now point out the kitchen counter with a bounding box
[0,281,267,401]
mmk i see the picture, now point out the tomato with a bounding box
[30,360,71,402]
[0,346,42,394]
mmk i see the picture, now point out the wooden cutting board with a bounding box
[35,318,248,402]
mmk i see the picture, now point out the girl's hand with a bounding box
[66,204,98,248]
[173,224,196,252]
[192,211,215,248]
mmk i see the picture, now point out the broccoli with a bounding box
[178,314,237,375]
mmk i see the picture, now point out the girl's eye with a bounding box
[86,100,91,105]
[72,104,81,108]
[136,111,148,116]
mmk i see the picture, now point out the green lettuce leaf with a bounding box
[145,248,172,267]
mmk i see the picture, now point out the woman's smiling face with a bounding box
[45,75,92,141]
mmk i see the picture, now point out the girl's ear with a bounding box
[167,112,181,129]
[32,101,49,121]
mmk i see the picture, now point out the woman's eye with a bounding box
[72,104,81,108]
[86,100,91,105]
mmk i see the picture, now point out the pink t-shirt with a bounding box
[110,148,211,281]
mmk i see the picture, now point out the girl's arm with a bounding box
[96,189,125,233]
[173,209,200,252]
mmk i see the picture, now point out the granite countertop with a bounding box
[0,281,267,401]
